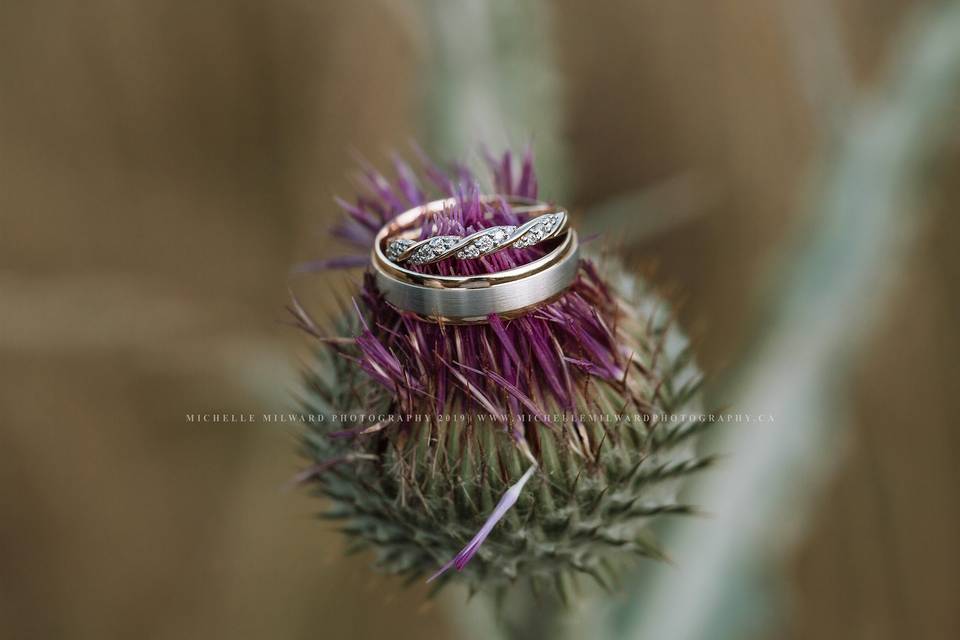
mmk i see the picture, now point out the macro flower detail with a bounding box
[428,463,538,583]
[292,149,712,600]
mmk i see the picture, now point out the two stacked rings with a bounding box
[371,197,580,323]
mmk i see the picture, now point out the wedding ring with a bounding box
[386,209,568,265]
[370,197,580,323]
[374,197,566,286]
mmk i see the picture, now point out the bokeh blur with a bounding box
[2,2,958,639]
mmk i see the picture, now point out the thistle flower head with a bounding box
[294,148,709,600]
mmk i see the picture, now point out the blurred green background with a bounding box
[1,1,958,639]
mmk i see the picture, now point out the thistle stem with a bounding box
[609,3,960,639]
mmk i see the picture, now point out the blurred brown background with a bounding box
[1,1,957,639]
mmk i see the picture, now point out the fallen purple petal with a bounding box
[427,463,538,582]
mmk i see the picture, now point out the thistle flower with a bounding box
[292,149,711,600]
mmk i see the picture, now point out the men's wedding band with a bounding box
[372,230,579,323]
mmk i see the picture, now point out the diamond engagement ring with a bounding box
[370,197,580,323]
[384,203,568,265]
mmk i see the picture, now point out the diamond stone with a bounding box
[397,219,554,262]
[457,245,480,259]
[387,239,414,260]
[411,247,435,263]
[516,228,543,247]
[402,236,462,263]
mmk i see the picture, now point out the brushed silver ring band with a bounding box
[372,230,579,323]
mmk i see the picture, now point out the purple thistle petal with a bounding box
[495,194,522,226]
[427,464,538,582]
[291,255,369,273]
[352,298,371,331]
[391,153,426,205]
[564,356,609,377]
[356,196,388,224]
[286,290,322,338]
[335,196,381,231]
[500,152,514,196]
[480,146,502,193]
[517,146,536,198]
[487,314,522,370]
[580,259,615,303]
[411,142,456,195]
[435,362,448,415]
[445,361,505,419]
[352,300,422,394]
[520,317,569,405]
[327,419,391,439]
[498,348,524,440]
[356,158,407,213]
[285,458,343,488]
[456,362,549,425]
[332,219,376,247]
[452,162,473,186]
[550,332,575,407]
[571,322,623,381]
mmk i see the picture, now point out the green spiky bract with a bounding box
[296,258,709,602]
